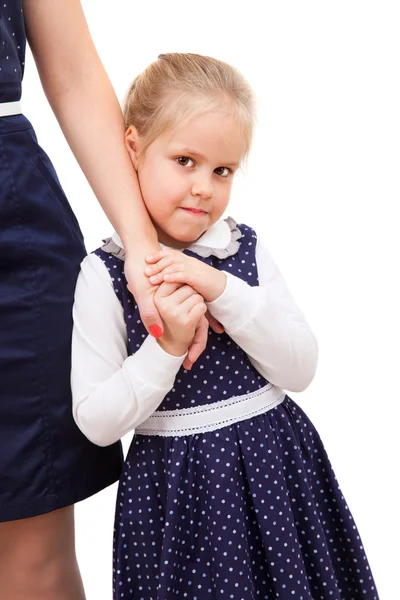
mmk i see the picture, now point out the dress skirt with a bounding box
[0,114,122,522]
[114,396,378,599]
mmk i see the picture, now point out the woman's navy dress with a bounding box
[0,1,122,522]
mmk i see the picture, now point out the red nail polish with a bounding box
[149,325,163,338]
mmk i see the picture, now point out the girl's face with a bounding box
[126,110,246,248]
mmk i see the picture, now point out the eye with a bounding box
[176,156,194,167]
[214,166,231,177]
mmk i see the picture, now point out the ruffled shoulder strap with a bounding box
[187,217,242,259]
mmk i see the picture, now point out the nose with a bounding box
[190,173,213,200]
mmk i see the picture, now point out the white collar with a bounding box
[111,218,232,251]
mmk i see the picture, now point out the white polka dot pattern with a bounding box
[114,401,378,599]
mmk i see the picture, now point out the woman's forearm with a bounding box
[23,0,157,253]
[47,69,157,252]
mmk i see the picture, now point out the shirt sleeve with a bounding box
[206,236,318,392]
[71,253,186,447]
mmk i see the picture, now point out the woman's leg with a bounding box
[0,505,85,600]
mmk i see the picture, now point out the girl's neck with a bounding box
[155,225,207,250]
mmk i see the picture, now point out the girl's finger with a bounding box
[170,285,199,305]
[144,256,175,276]
[182,355,193,370]
[145,249,180,264]
[186,294,207,322]
[148,265,185,284]
[145,250,168,263]
[206,310,225,333]
[148,273,164,285]
[184,314,209,369]
[162,272,186,283]
[178,293,205,315]
[162,264,184,275]
[154,281,182,299]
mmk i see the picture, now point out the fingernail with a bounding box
[146,254,153,261]
[149,325,163,338]
[149,276,159,283]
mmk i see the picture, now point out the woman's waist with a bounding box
[0,81,22,105]
[0,102,33,135]
[135,383,286,437]
[0,100,22,117]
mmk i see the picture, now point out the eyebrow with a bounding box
[172,147,240,169]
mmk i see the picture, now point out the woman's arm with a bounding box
[23,0,162,333]
[71,255,186,446]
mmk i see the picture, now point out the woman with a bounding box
[0,2,208,598]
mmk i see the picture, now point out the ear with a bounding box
[125,126,141,170]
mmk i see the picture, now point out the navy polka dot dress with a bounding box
[94,222,378,599]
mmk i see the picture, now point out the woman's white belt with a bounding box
[135,383,286,437]
[0,101,22,117]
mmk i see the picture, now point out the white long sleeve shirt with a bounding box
[71,219,318,447]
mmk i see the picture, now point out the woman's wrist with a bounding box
[121,228,160,257]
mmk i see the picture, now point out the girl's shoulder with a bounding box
[233,220,259,244]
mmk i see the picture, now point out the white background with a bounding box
[22,1,399,598]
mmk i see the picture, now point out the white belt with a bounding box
[0,101,22,117]
[135,383,286,437]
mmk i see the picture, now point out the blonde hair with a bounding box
[123,53,255,159]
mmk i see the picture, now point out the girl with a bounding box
[72,53,379,599]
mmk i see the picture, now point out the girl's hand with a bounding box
[145,250,227,303]
[153,281,207,358]
[183,314,209,370]
[125,253,211,366]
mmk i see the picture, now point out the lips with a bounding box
[180,207,208,215]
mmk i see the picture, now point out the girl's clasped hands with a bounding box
[145,249,226,368]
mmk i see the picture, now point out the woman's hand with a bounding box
[124,251,164,338]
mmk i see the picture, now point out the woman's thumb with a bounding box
[136,297,164,338]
